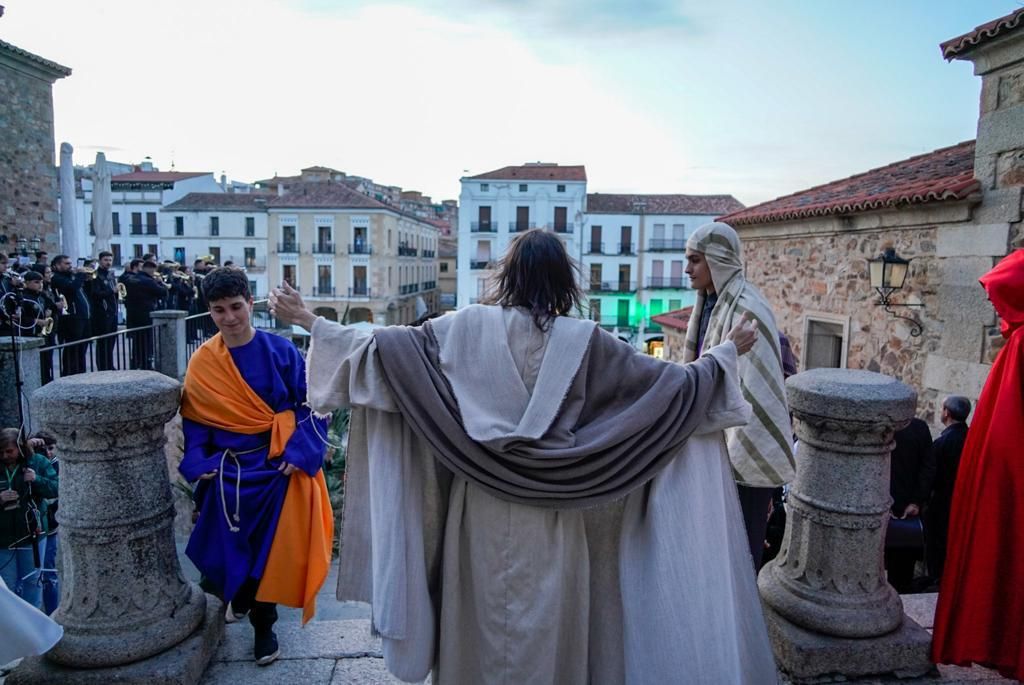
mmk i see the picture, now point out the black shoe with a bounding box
[254,628,280,666]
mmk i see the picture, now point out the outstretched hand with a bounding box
[726,313,759,356]
[269,281,316,331]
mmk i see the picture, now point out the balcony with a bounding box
[130,224,144,235]
[277,242,299,254]
[593,316,634,330]
[422,280,437,290]
[471,221,498,233]
[311,286,336,297]
[399,284,421,295]
[312,242,335,254]
[421,249,436,258]
[646,277,688,289]
[508,221,536,233]
[617,242,635,255]
[243,259,266,272]
[648,239,687,252]
[589,280,637,293]
[585,242,605,255]
[551,222,573,234]
[398,245,418,257]
[348,243,372,255]
[348,286,371,298]
[470,260,493,270]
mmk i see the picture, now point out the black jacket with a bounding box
[87,267,119,320]
[921,422,969,515]
[50,270,91,320]
[124,272,167,320]
[890,417,933,514]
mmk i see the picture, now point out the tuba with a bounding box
[39,317,54,336]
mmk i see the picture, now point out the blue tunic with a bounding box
[179,330,327,603]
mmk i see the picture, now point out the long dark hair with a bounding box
[482,229,583,330]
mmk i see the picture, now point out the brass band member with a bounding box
[49,255,91,376]
[124,260,166,370]
[87,251,119,371]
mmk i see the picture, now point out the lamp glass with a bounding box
[887,261,908,289]
[869,259,884,289]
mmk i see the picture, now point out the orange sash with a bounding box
[180,333,296,458]
[180,332,333,624]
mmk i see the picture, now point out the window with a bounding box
[173,247,185,264]
[650,299,664,316]
[89,216,94,236]
[518,184,528,192]
[440,262,449,273]
[516,206,530,232]
[669,299,681,311]
[209,247,220,264]
[282,264,296,287]
[553,207,568,232]
[112,212,120,235]
[352,266,368,296]
[590,264,602,290]
[175,216,184,236]
[317,265,332,294]
[249,280,258,298]
[803,313,850,370]
[480,183,489,192]
[245,217,255,237]
[589,299,601,321]
[111,244,122,266]
[557,184,566,193]
[133,244,144,258]
[210,216,219,236]
[131,212,143,235]
[244,247,256,268]
[148,244,158,257]
[146,212,158,235]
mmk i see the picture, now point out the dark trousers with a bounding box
[126,312,152,370]
[91,309,118,371]
[232,578,278,632]
[885,548,918,594]
[57,317,88,376]
[926,504,951,582]
[737,484,775,571]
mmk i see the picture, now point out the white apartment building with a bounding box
[161,193,271,297]
[457,163,587,306]
[68,165,224,265]
[456,163,745,349]
[583,193,745,343]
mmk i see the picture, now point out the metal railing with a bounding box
[551,223,573,234]
[311,287,336,297]
[509,221,536,232]
[471,222,498,233]
[38,322,159,384]
[421,249,436,258]
[589,281,637,293]
[312,242,335,254]
[277,242,300,253]
[470,260,493,270]
[422,281,436,290]
[646,277,688,289]
[398,245,418,257]
[617,242,635,255]
[586,242,604,255]
[347,287,371,298]
[648,239,687,251]
[348,244,372,255]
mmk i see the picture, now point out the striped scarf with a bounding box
[683,222,796,487]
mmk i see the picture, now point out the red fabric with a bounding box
[932,249,1024,680]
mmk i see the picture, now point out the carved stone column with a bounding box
[10,371,222,685]
[758,369,932,682]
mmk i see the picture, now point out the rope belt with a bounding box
[217,444,269,534]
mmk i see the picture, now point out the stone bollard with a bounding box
[10,371,223,685]
[0,336,43,430]
[150,310,189,381]
[758,369,932,682]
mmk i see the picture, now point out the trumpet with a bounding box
[57,293,68,313]
[39,317,54,336]
[117,282,127,301]
[78,267,97,279]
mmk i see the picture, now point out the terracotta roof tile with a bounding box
[651,306,693,331]
[719,141,980,226]
[266,182,390,209]
[468,164,587,182]
[941,8,1024,60]
[163,193,269,212]
[587,193,744,216]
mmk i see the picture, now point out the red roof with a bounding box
[266,182,390,209]
[941,8,1024,60]
[164,193,269,211]
[468,164,587,182]
[652,306,694,332]
[111,171,210,183]
[719,140,980,226]
[587,193,744,216]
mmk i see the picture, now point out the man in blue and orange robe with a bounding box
[179,268,332,666]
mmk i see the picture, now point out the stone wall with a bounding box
[0,44,69,251]
[737,201,1002,427]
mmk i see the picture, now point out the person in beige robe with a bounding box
[270,229,778,685]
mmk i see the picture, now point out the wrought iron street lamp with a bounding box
[867,248,923,337]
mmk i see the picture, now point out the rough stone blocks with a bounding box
[936,223,1010,258]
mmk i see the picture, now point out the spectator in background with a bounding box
[31,431,60,614]
[921,396,971,586]
[885,416,932,593]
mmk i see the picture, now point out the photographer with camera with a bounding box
[0,428,58,609]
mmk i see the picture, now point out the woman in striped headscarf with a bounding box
[684,221,796,569]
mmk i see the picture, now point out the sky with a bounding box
[1,0,1017,206]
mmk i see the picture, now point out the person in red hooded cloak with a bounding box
[931,249,1024,680]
